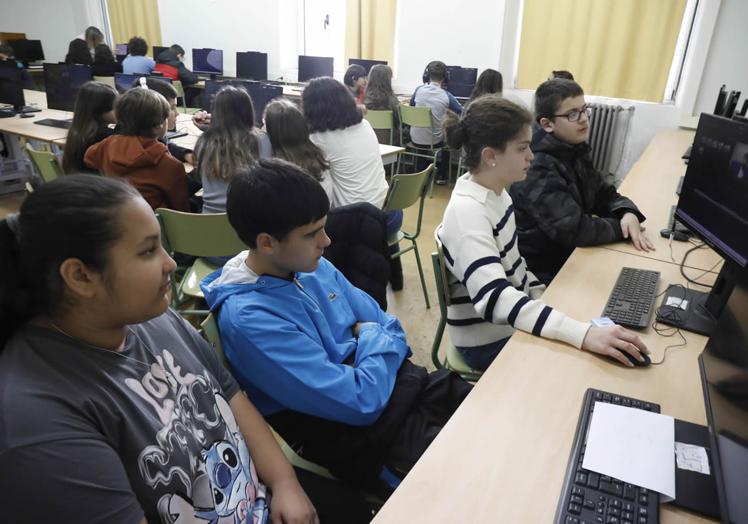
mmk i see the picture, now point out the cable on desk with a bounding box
[650,283,688,365]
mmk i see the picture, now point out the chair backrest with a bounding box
[156,208,246,257]
[25,143,63,183]
[383,163,434,212]
[93,75,115,88]
[399,105,432,128]
[172,79,187,109]
[432,244,453,308]
[364,109,393,130]
[200,313,228,368]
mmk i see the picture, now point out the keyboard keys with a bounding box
[599,481,623,497]
[587,472,600,489]
[575,472,588,485]
[623,484,636,500]
[569,503,582,515]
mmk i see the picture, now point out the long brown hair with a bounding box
[195,86,260,181]
[62,81,117,173]
[264,98,328,181]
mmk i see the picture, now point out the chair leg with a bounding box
[412,241,430,308]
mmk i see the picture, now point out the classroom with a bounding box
[1,0,747,522]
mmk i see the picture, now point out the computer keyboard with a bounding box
[602,267,660,329]
[34,118,71,129]
[555,388,660,524]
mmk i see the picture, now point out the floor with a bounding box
[0,183,453,370]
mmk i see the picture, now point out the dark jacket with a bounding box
[323,202,391,310]
[155,49,198,86]
[509,128,645,284]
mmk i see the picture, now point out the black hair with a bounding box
[93,43,115,64]
[343,64,366,87]
[550,70,574,80]
[424,60,448,83]
[534,78,584,121]
[115,87,170,138]
[0,175,141,348]
[443,95,532,170]
[469,69,503,102]
[302,77,363,133]
[131,77,178,101]
[226,159,329,248]
[127,36,148,57]
[62,81,118,173]
[169,44,185,57]
[65,38,92,66]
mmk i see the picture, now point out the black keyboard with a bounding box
[555,388,660,524]
[602,267,660,329]
[34,118,71,129]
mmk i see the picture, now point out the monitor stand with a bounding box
[667,419,720,519]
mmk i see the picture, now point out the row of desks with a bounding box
[373,128,718,523]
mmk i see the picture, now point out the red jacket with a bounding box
[84,135,190,212]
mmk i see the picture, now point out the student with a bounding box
[0,44,31,87]
[65,37,93,66]
[343,63,367,104]
[438,96,649,371]
[61,80,118,174]
[0,175,323,523]
[154,44,199,86]
[264,98,333,203]
[468,68,503,103]
[122,36,155,75]
[201,160,472,490]
[92,43,122,76]
[67,26,103,62]
[410,60,463,183]
[362,64,401,144]
[85,87,190,211]
[550,70,575,80]
[195,85,271,213]
[509,79,653,284]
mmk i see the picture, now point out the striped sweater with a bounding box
[438,173,591,351]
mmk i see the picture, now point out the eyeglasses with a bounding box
[551,105,591,123]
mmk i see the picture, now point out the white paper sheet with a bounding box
[582,402,676,501]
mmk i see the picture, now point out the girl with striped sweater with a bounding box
[438,95,648,371]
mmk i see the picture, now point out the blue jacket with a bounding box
[201,255,411,426]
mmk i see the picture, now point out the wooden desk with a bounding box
[373,248,715,523]
[0,90,71,142]
[601,129,722,274]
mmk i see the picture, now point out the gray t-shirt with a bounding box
[0,309,269,524]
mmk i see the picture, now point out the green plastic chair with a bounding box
[156,209,246,316]
[364,109,394,145]
[382,163,434,308]
[200,313,336,479]
[173,80,201,114]
[430,249,483,381]
[25,143,63,182]
[398,105,448,196]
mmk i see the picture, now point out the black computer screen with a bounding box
[0,61,25,109]
[699,267,748,523]
[43,63,92,112]
[298,55,333,82]
[9,39,44,63]
[236,51,268,81]
[348,58,387,75]
[152,46,168,60]
[116,43,128,56]
[202,79,225,111]
[192,48,223,75]
[675,114,748,267]
[245,81,283,126]
[446,66,478,85]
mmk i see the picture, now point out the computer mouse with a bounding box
[20,113,35,118]
[615,351,651,368]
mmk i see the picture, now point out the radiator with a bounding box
[588,103,635,181]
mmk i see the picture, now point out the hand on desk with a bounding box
[582,325,649,368]
[192,110,211,131]
[620,213,655,252]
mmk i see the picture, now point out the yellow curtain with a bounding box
[516,0,687,102]
[106,0,162,55]
[345,0,397,65]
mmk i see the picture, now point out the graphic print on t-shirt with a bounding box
[125,349,269,524]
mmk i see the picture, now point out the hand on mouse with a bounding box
[582,325,649,367]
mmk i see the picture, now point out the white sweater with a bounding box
[310,120,389,209]
[438,173,591,350]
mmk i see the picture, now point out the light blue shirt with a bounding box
[122,55,155,75]
[409,82,463,145]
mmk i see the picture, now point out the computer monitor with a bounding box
[152,45,168,60]
[236,51,268,81]
[0,60,25,110]
[43,63,92,112]
[298,55,333,82]
[9,39,44,64]
[348,58,387,75]
[114,73,172,94]
[245,81,283,126]
[446,65,478,99]
[698,267,748,523]
[115,43,128,56]
[657,114,748,335]
[202,79,225,111]
[192,48,223,75]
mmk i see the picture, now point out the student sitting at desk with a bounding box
[344,63,367,104]
[201,160,472,492]
[85,88,190,212]
[91,43,122,76]
[67,26,103,61]
[438,95,649,371]
[468,68,503,104]
[62,81,118,174]
[509,79,653,285]
[122,36,155,75]
[363,64,401,145]
[65,37,93,66]
[0,44,31,87]
[154,44,199,86]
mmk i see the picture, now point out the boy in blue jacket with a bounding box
[202,159,471,491]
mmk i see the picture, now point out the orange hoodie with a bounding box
[84,135,190,212]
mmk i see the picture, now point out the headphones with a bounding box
[422,61,449,84]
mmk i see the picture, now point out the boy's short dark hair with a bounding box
[130,77,178,101]
[343,64,366,87]
[227,159,330,248]
[169,44,185,57]
[550,70,574,80]
[127,36,148,57]
[534,79,585,121]
[115,87,170,137]
[425,60,447,82]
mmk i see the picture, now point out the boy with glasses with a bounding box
[509,79,653,284]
